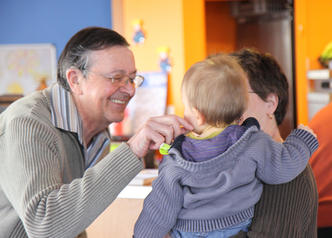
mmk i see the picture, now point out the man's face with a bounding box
[76,46,136,128]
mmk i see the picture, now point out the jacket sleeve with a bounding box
[134,160,184,238]
[0,116,143,238]
[255,129,318,184]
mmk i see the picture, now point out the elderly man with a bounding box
[0,27,192,238]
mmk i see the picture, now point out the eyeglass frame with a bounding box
[82,69,145,88]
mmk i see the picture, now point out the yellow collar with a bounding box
[186,126,226,140]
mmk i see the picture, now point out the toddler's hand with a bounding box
[297,124,317,138]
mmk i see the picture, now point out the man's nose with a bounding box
[120,78,136,96]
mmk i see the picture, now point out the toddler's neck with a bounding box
[187,124,228,140]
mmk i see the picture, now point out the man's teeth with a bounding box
[111,99,126,104]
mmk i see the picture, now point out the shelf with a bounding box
[307,69,332,119]
[307,69,332,92]
[307,69,332,80]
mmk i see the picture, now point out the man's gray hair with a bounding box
[57,27,129,91]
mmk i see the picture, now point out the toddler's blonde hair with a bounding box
[182,53,248,127]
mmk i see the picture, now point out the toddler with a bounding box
[134,54,318,238]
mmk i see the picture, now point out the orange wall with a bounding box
[114,0,332,124]
[183,0,207,71]
[295,0,332,124]
[115,0,185,116]
[114,0,206,117]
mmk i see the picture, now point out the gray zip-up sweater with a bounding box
[0,88,143,238]
[134,126,318,238]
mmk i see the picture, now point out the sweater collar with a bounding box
[49,83,110,168]
[50,83,84,144]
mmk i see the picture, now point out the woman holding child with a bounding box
[231,48,319,238]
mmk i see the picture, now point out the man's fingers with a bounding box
[147,129,165,151]
[145,118,174,144]
[127,115,193,158]
[174,116,193,131]
[149,115,193,138]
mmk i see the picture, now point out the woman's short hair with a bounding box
[182,53,248,127]
[57,27,129,91]
[231,48,289,125]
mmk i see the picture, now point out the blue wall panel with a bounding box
[0,0,112,59]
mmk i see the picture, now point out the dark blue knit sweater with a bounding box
[134,122,318,238]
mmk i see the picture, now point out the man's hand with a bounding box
[127,115,193,158]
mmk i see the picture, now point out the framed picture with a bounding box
[0,44,57,96]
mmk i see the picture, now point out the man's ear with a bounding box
[265,93,279,114]
[66,67,83,94]
[193,107,206,126]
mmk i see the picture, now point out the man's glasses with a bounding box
[108,74,145,88]
[86,70,145,88]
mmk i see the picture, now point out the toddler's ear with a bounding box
[193,107,206,126]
